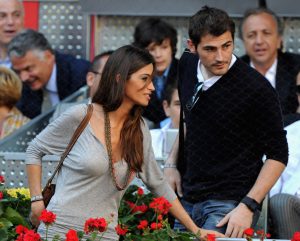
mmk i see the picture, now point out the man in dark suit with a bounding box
[7,29,90,118]
[240,7,299,115]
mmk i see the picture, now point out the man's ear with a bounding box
[162,100,170,117]
[187,39,197,53]
[86,72,95,87]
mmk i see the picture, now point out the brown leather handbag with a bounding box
[42,104,93,207]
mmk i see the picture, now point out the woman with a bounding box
[0,66,30,139]
[26,45,223,240]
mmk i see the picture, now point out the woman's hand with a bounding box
[30,201,45,227]
[196,228,225,239]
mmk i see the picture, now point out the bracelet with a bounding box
[163,163,177,169]
[31,195,43,203]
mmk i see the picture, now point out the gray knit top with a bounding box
[26,104,176,240]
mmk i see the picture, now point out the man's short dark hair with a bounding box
[239,7,283,40]
[133,18,177,56]
[189,6,235,47]
[163,80,178,104]
[89,50,114,73]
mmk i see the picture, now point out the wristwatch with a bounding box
[240,196,261,212]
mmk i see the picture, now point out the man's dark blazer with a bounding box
[143,58,178,127]
[16,52,90,119]
[241,50,299,115]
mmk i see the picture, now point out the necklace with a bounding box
[104,111,132,191]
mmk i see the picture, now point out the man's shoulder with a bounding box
[55,52,90,69]
[278,51,300,66]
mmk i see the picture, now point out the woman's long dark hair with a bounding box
[92,45,155,172]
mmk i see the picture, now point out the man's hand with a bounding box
[163,167,183,197]
[30,201,45,227]
[216,203,253,237]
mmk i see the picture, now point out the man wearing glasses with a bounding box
[164,6,288,237]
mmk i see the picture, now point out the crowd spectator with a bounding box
[240,7,300,115]
[133,18,178,127]
[0,0,24,68]
[0,66,29,139]
[164,6,287,236]
[7,29,90,118]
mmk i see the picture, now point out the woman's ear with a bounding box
[115,73,121,82]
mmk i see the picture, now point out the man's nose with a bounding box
[255,33,263,44]
[216,49,224,62]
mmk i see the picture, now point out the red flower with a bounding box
[16,225,29,234]
[244,228,254,237]
[292,232,300,241]
[149,197,172,215]
[137,187,144,196]
[150,222,162,230]
[66,229,79,241]
[23,230,41,241]
[137,220,148,230]
[157,214,163,221]
[115,224,128,236]
[0,191,3,200]
[126,201,148,214]
[84,217,107,234]
[0,175,4,183]
[207,233,216,241]
[39,209,56,225]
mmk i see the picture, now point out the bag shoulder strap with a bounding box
[45,104,93,186]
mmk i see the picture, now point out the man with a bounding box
[240,8,299,115]
[164,6,288,237]
[7,29,90,118]
[0,0,24,68]
[133,18,178,127]
[51,50,112,120]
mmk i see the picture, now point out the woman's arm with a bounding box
[27,164,45,227]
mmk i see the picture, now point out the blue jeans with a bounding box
[174,199,260,233]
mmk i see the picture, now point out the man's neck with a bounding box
[251,56,277,76]
[200,63,214,80]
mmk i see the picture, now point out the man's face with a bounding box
[11,50,55,91]
[242,12,281,67]
[147,38,173,75]
[87,54,110,98]
[163,89,180,129]
[0,0,24,46]
[189,31,234,76]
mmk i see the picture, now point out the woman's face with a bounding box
[124,63,154,107]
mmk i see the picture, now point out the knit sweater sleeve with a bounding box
[252,75,288,165]
[26,104,87,165]
[138,121,177,202]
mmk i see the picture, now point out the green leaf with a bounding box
[0,228,8,241]
[0,218,14,229]
[3,207,30,228]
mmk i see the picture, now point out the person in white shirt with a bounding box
[269,122,300,239]
[150,81,180,158]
